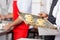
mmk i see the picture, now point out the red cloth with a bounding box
[13,1,29,40]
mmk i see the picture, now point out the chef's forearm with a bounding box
[9,17,23,27]
[5,13,13,19]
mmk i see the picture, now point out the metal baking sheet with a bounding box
[19,12,58,30]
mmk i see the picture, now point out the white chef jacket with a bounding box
[0,0,6,14]
[17,0,32,13]
[0,0,13,40]
[8,0,13,13]
[0,0,13,15]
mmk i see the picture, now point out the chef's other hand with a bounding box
[39,12,48,19]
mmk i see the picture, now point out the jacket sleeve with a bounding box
[8,0,13,13]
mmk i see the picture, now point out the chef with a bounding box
[3,0,32,40]
[0,0,13,40]
[52,0,60,40]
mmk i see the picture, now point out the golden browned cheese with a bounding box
[25,15,34,24]
[36,19,45,26]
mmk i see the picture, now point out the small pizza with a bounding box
[25,15,34,24]
[36,19,45,26]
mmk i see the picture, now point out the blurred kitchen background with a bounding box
[0,0,55,40]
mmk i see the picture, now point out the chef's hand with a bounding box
[3,23,12,31]
[39,12,48,19]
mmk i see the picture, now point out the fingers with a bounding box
[39,13,48,19]
[3,25,10,31]
[0,15,6,20]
